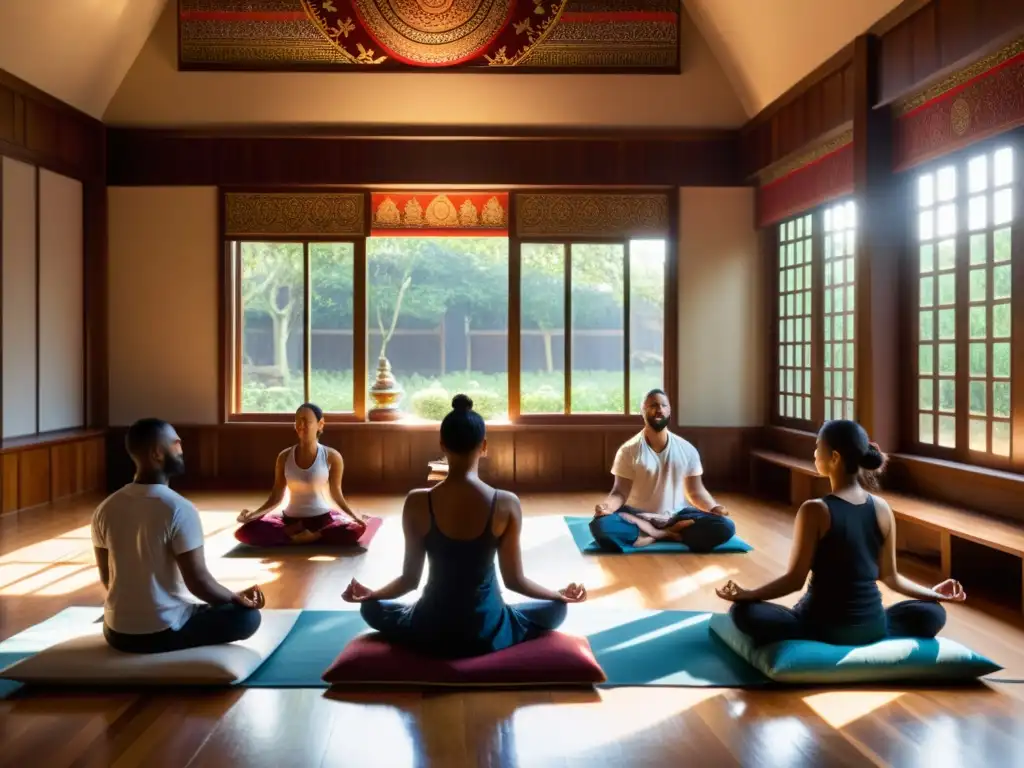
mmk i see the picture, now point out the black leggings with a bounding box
[103,603,262,654]
[730,599,947,646]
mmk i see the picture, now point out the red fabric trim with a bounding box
[894,52,1024,171]
[559,12,678,23]
[179,11,308,22]
[757,144,855,228]
[370,229,508,237]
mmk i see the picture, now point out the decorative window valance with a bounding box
[223,191,366,238]
[893,37,1024,172]
[370,192,508,236]
[514,192,670,239]
[756,131,854,228]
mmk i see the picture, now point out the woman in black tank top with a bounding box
[716,420,966,646]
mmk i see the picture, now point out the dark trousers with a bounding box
[360,599,568,656]
[729,599,947,647]
[103,603,262,654]
[589,506,736,552]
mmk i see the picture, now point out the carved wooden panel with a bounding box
[514,192,670,238]
[224,191,367,237]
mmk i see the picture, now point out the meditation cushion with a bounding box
[709,613,1001,684]
[323,631,606,687]
[0,609,300,686]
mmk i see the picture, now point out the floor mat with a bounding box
[563,516,752,554]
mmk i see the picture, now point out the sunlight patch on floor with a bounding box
[511,687,723,762]
[660,564,737,601]
[803,690,904,729]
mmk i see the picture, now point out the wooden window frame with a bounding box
[224,236,366,424]
[510,236,674,425]
[770,199,859,433]
[906,130,1024,473]
[223,217,677,427]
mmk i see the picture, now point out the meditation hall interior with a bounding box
[3,0,1024,765]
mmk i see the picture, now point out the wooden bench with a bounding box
[750,449,829,507]
[750,448,1024,611]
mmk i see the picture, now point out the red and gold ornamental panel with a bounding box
[894,37,1024,171]
[370,192,508,235]
[756,131,855,228]
[179,0,680,70]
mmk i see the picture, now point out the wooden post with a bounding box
[852,34,901,450]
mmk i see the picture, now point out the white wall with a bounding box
[2,157,38,438]
[107,187,220,426]
[38,170,85,432]
[677,187,762,426]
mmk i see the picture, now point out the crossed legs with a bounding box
[589,506,736,552]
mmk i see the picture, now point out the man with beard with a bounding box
[589,389,736,552]
[92,418,264,653]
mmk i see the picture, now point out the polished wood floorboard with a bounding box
[2,492,1024,767]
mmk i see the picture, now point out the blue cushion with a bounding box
[709,613,1001,684]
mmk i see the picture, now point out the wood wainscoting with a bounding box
[105,424,757,495]
[1,429,106,515]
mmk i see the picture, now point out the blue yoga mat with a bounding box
[563,516,752,554]
[244,608,768,688]
[0,607,104,699]
[244,610,367,687]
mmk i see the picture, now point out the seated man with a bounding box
[92,418,265,654]
[590,389,736,552]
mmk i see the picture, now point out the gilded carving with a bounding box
[404,197,424,226]
[375,197,402,226]
[897,36,1024,115]
[515,193,669,238]
[224,192,365,237]
[425,194,461,226]
[481,196,506,227]
[458,199,479,226]
[950,98,972,136]
[758,128,854,186]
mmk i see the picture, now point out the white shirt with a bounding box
[283,444,333,518]
[611,430,703,519]
[91,483,205,634]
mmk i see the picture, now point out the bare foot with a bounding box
[657,519,696,542]
[633,535,656,548]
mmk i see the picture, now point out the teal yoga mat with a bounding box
[245,608,769,688]
[563,516,752,554]
[0,607,769,689]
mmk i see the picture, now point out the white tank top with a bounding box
[283,444,332,518]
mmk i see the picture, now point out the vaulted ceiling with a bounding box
[0,0,905,124]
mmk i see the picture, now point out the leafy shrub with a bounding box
[410,381,450,421]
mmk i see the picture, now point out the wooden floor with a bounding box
[3,492,1024,767]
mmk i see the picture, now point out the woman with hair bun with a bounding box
[342,394,587,658]
[716,419,965,646]
[234,403,367,546]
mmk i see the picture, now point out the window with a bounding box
[776,213,814,423]
[915,144,1016,462]
[367,237,509,421]
[229,230,672,423]
[823,201,856,422]
[518,240,666,417]
[773,202,858,428]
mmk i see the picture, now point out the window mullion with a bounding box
[563,243,571,415]
[812,210,825,426]
[955,159,970,461]
[302,242,311,405]
[622,240,631,416]
[1012,140,1024,469]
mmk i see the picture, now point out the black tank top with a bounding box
[798,495,886,644]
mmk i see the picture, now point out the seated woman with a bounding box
[716,419,965,646]
[235,403,367,546]
[342,394,587,658]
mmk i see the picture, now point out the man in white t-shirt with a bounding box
[590,389,736,551]
[92,418,265,654]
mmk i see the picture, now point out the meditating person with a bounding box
[716,419,965,646]
[590,388,736,551]
[235,402,367,546]
[92,418,264,654]
[341,394,587,658]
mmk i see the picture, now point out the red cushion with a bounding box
[322,631,606,687]
[355,516,383,547]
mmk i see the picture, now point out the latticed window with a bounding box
[777,214,813,422]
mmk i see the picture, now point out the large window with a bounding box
[773,201,857,428]
[914,143,1017,463]
[518,240,665,417]
[230,235,668,422]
